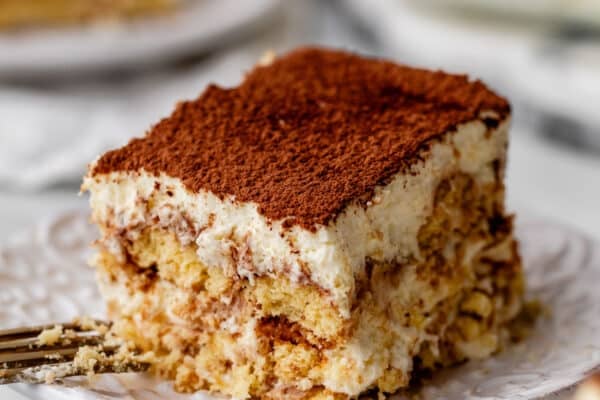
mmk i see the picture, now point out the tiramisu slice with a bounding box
[83,48,524,399]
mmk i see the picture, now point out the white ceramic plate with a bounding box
[0,0,280,78]
[1,212,599,399]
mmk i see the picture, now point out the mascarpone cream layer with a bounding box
[83,115,509,317]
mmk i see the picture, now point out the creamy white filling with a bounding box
[83,115,509,317]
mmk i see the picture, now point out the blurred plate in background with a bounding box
[0,0,280,79]
[419,0,600,28]
[513,38,600,132]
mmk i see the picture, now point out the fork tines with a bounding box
[0,320,146,384]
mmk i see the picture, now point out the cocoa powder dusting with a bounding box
[92,47,510,230]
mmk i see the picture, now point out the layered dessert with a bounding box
[83,48,524,399]
[0,0,174,29]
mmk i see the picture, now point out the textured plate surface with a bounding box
[0,212,599,399]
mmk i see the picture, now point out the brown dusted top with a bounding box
[92,47,510,230]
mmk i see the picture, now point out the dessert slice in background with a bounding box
[0,0,175,29]
[83,47,524,399]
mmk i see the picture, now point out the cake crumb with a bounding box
[73,346,103,375]
[258,50,276,66]
[509,299,544,342]
[37,325,63,346]
[71,316,110,335]
[45,352,62,360]
[44,370,57,384]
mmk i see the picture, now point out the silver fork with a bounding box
[0,320,148,385]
